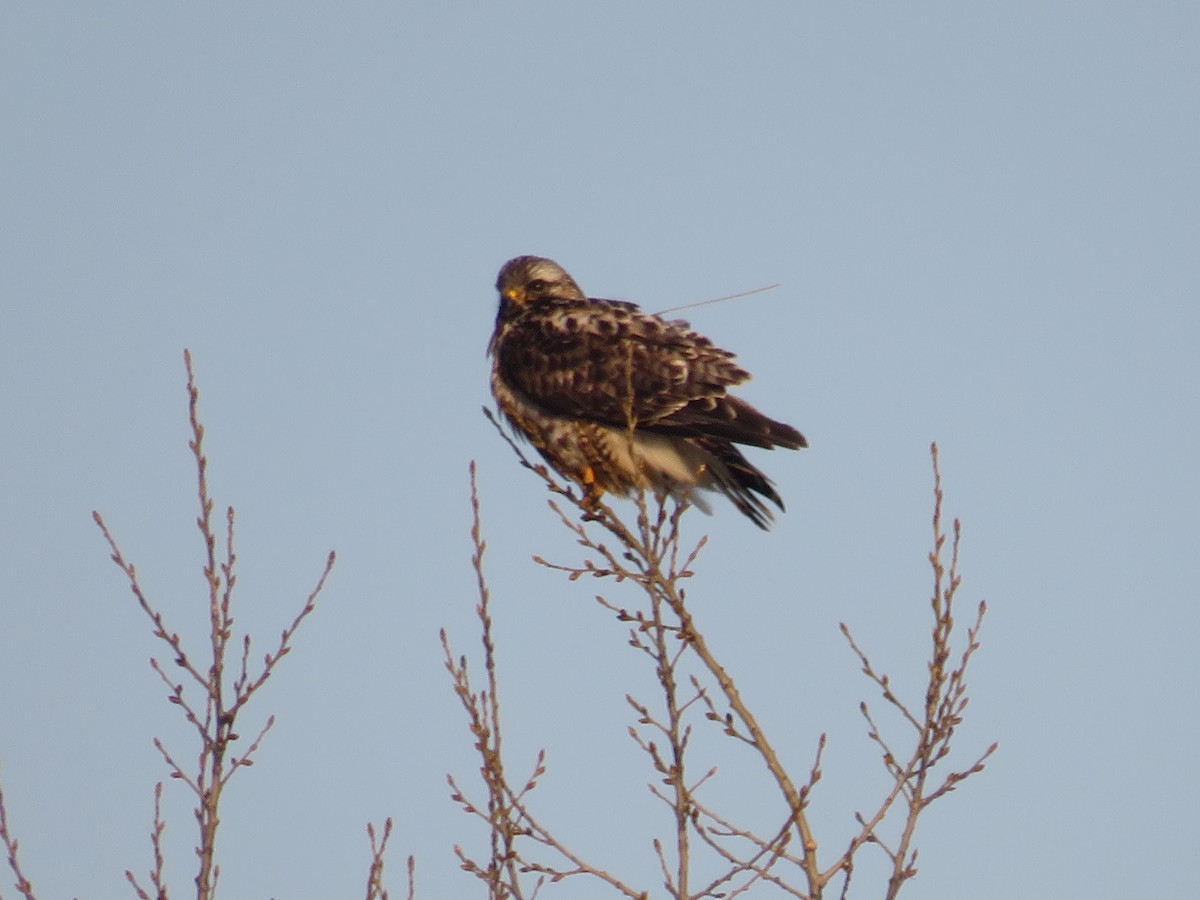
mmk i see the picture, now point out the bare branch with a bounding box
[93,350,335,899]
[0,777,37,900]
[476,414,995,900]
[364,817,394,900]
[827,443,997,898]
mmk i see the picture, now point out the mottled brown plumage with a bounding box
[489,256,806,528]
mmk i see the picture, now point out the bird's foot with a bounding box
[579,466,606,509]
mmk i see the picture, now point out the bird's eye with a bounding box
[527,279,548,292]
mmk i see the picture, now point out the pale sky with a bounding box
[2,2,1197,897]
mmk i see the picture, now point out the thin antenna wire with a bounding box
[654,282,783,316]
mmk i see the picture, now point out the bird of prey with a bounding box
[488,256,806,529]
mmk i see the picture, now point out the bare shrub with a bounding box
[445,420,995,899]
[0,351,406,899]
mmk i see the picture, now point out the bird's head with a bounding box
[495,256,585,309]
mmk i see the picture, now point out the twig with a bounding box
[444,463,647,898]
[828,444,997,898]
[364,818,393,900]
[0,777,37,900]
[94,350,335,899]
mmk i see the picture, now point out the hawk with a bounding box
[488,256,806,529]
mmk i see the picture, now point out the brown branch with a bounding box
[825,443,997,898]
[484,407,822,896]
[444,462,648,898]
[688,803,805,898]
[482,410,995,900]
[0,777,37,900]
[364,817,394,900]
[94,350,334,899]
[125,782,170,900]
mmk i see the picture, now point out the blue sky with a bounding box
[1,2,1197,897]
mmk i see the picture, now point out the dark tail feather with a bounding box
[696,438,786,530]
[658,396,807,450]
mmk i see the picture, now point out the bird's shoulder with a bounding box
[503,295,731,360]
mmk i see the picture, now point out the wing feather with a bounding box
[494,297,750,427]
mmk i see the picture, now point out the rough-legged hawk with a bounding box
[488,256,806,529]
